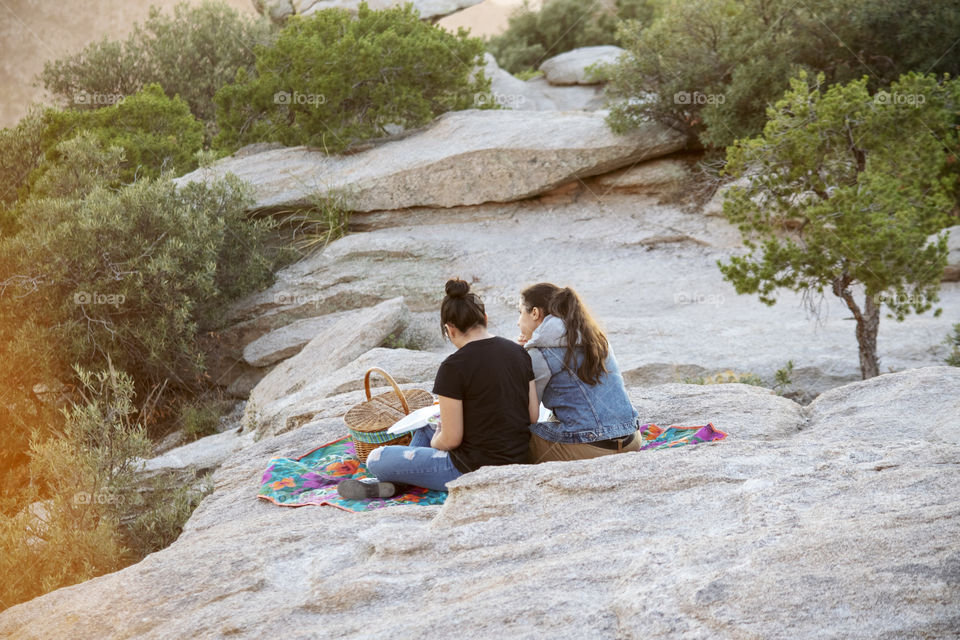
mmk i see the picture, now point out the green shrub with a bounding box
[280,190,353,254]
[682,369,765,386]
[0,84,204,217]
[773,360,795,394]
[0,107,48,216]
[0,364,150,611]
[213,2,492,154]
[38,0,276,141]
[0,102,275,500]
[29,131,127,201]
[381,331,416,350]
[487,0,657,75]
[37,83,204,187]
[0,494,130,611]
[0,363,216,611]
[122,471,214,557]
[946,323,960,367]
[603,0,960,150]
[0,316,61,516]
[0,169,276,400]
[680,362,795,394]
[177,394,233,441]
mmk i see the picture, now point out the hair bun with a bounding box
[445,278,470,299]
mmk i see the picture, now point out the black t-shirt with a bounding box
[432,336,534,473]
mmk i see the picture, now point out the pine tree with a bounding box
[718,71,958,379]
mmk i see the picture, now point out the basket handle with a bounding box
[363,367,411,415]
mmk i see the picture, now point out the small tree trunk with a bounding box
[856,294,880,379]
[833,274,881,379]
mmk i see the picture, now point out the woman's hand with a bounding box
[517,334,529,345]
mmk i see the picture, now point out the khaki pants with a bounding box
[529,430,642,464]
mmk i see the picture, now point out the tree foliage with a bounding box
[213,2,492,154]
[38,0,276,142]
[42,83,203,186]
[1,173,275,392]
[0,83,204,232]
[0,107,48,220]
[486,0,657,75]
[718,71,959,379]
[946,322,960,367]
[0,363,211,611]
[0,154,277,510]
[603,0,960,149]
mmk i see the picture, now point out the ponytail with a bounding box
[550,287,609,385]
[521,283,609,385]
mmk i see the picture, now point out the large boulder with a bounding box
[246,297,411,437]
[2,367,958,638]
[803,366,960,445]
[538,45,625,85]
[480,53,603,112]
[249,346,447,437]
[173,109,687,212]
[255,0,483,23]
[139,428,253,478]
[242,310,356,367]
[524,76,607,111]
[200,233,455,399]
[322,347,446,396]
[589,156,691,196]
[246,346,445,439]
[209,181,956,406]
[948,225,960,266]
[627,381,804,440]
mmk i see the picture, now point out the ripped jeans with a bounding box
[364,424,463,492]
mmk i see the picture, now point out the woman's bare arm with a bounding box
[431,395,464,450]
[527,380,539,424]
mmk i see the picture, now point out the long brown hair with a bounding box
[521,283,609,385]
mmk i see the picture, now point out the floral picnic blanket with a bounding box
[258,423,727,512]
[257,436,448,512]
[639,422,728,449]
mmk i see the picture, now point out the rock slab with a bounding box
[257,0,483,22]
[481,53,604,112]
[245,297,411,437]
[242,311,355,367]
[539,45,625,85]
[174,109,687,212]
[1,368,958,638]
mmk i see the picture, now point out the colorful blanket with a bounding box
[258,424,727,512]
[639,422,728,449]
[257,436,448,512]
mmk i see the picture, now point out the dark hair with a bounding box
[521,282,609,385]
[441,278,486,339]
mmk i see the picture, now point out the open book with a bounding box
[386,403,554,435]
[386,404,441,435]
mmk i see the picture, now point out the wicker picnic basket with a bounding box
[343,367,434,463]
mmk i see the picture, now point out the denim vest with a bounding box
[525,315,639,444]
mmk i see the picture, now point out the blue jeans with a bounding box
[364,424,463,491]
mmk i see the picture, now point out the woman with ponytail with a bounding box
[517,283,640,463]
[339,278,538,500]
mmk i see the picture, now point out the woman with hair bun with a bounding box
[517,283,641,463]
[338,278,537,500]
